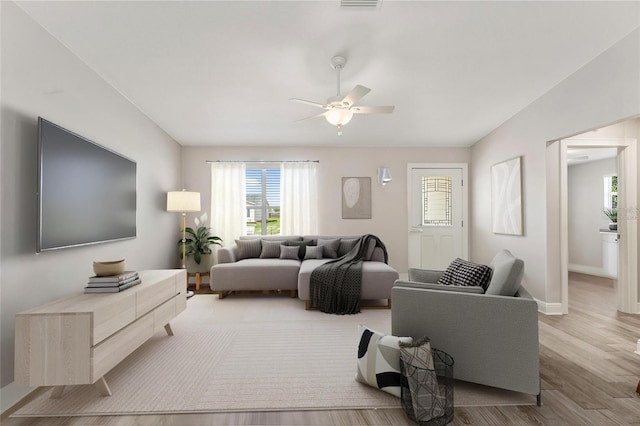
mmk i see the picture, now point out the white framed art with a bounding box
[491,156,523,235]
[342,177,371,219]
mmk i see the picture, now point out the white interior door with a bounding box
[408,165,468,271]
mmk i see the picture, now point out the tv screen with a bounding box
[37,118,136,252]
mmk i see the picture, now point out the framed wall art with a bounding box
[342,177,371,219]
[491,156,523,235]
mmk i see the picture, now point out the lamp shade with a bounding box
[325,108,353,126]
[167,190,201,212]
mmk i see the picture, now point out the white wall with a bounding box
[470,28,639,307]
[182,146,470,274]
[568,158,617,271]
[0,1,183,399]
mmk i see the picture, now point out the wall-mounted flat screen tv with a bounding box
[37,117,136,252]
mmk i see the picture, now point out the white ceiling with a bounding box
[16,1,640,147]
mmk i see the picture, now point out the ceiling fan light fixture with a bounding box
[325,108,353,126]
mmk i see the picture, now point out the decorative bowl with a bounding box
[93,259,126,277]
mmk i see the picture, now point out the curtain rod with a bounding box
[205,160,319,163]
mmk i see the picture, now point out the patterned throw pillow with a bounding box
[259,240,286,258]
[317,238,340,259]
[285,239,313,260]
[355,325,413,397]
[279,245,300,260]
[235,239,262,260]
[303,246,323,260]
[338,238,359,257]
[437,258,492,290]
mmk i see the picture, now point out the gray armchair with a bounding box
[391,250,541,405]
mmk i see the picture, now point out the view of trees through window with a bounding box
[604,175,618,209]
[246,168,280,235]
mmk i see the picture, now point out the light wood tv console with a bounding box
[14,269,187,398]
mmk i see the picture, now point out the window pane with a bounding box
[246,168,280,235]
[422,176,452,226]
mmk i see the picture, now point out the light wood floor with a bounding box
[3,273,639,425]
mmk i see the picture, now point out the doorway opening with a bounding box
[547,118,638,314]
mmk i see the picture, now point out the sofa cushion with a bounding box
[304,246,323,260]
[235,239,262,260]
[485,250,524,296]
[437,258,492,290]
[279,245,300,260]
[356,325,413,398]
[259,240,286,258]
[285,239,313,260]
[298,260,398,301]
[317,238,340,259]
[210,258,300,292]
[338,238,359,257]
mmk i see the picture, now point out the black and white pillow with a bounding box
[235,239,262,260]
[355,325,413,398]
[437,258,492,290]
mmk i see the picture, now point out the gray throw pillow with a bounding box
[303,246,323,260]
[285,239,313,260]
[259,240,285,258]
[437,258,492,290]
[338,238,359,257]
[364,238,377,260]
[485,250,524,296]
[317,238,340,259]
[279,245,300,260]
[235,239,262,260]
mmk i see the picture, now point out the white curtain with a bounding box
[210,162,246,247]
[280,162,318,235]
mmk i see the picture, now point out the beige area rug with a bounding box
[13,294,536,417]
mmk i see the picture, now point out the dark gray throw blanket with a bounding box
[310,234,388,315]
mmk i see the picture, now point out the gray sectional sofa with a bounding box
[210,235,399,309]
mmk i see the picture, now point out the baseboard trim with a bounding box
[568,263,616,279]
[0,382,35,414]
[535,298,564,315]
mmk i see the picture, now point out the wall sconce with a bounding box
[378,167,392,185]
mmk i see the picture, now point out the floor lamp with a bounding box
[167,190,201,298]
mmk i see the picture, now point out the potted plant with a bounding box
[179,213,223,273]
[603,207,617,231]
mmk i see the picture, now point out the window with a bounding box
[604,175,617,209]
[421,176,452,226]
[246,167,280,235]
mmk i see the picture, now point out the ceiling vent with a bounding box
[341,0,380,9]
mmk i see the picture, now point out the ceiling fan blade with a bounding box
[295,112,327,122]
[352,105,395,114]
[341,85,371,107]
[289,98,328,109]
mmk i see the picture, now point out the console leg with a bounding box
[536,393,542,406]
[50,386,65,399]
[164,323,174,336]
[95,377,112,397]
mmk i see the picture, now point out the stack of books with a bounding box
[84,271,142,293]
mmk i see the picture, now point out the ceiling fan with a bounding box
[290,56,395,135]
